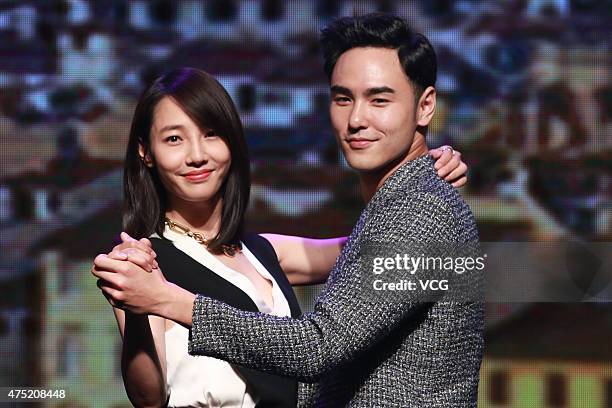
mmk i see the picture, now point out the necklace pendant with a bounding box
[222,245,240,257]
[165,217,239,256]
[191,232,208,246]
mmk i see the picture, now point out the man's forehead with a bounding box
[330,47,411,91]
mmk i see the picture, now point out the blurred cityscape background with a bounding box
[0,0,611,406]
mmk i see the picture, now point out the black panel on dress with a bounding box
[151,233,301,408]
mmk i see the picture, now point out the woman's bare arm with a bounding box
[100,249,168,408]
[261,234,347,285]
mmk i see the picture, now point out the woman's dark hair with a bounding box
[123,67,250,252]
[320,13,437,100]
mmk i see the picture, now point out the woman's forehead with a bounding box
[151,97,206,133]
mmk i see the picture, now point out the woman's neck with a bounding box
[165,195,223,238]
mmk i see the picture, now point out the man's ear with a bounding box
[416,86,436,127]
[138,143,154,168]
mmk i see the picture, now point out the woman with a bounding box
[96,67,468,407]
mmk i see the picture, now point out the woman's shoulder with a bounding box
[241,232,280,265]
[241,232,271,247]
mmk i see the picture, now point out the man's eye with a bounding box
[334,97,351,104]
[373,99,389,104]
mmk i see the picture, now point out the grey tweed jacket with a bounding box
[189,154,484,407]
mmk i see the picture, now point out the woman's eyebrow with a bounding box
[157,124,185,133]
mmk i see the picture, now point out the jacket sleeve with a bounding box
[188,192,461,381]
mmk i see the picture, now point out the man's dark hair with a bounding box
[320,13,437,99]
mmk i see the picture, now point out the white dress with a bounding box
[155,227,292,407]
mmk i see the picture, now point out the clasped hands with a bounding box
[92,232,169,315]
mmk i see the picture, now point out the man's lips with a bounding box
[183,169,213,182]
[346,138,376,149]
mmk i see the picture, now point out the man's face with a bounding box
[329,47,420,174]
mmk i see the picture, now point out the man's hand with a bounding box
[92,253,169,315]
[92,232,165,315]
[429,145,468,187]
[92,232,197,325]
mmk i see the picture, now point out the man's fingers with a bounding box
[93,254,135,275]
[95,274,121,290]
[100,289,124,309]
[92,267,124,287]
[97,279,125,302]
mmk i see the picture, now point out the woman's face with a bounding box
[141,96,231,207]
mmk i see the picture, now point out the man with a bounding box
[94,13,483,407]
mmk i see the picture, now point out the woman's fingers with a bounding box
[108,250,128,260]
[113,240,156,257]
[124,248,158,272]
[451,175,468,188]
[433,148,453,170]
[108,249,157,272]
[444,161,468,183]
[120,231,137,242]
[437,151,462,178]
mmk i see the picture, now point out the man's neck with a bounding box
[359,136,429,202]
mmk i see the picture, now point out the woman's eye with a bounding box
[165,135,180,143]
[205,130,216,138]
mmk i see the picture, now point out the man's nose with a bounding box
[348,101,369,132]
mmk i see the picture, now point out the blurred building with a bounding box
[480,303,612,407]
[34,206,128,408]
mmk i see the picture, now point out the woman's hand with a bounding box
[429,145,468,187]
[106,232,158,272]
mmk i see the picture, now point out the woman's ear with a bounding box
[138,143,154,168]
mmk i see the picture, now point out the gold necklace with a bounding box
[164,218,241,257]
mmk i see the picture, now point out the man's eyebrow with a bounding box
[330,85,353,97]
[365,86,395,97]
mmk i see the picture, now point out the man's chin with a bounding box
[344,158,384,173]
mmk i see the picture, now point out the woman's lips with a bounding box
[183,170,212,182]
